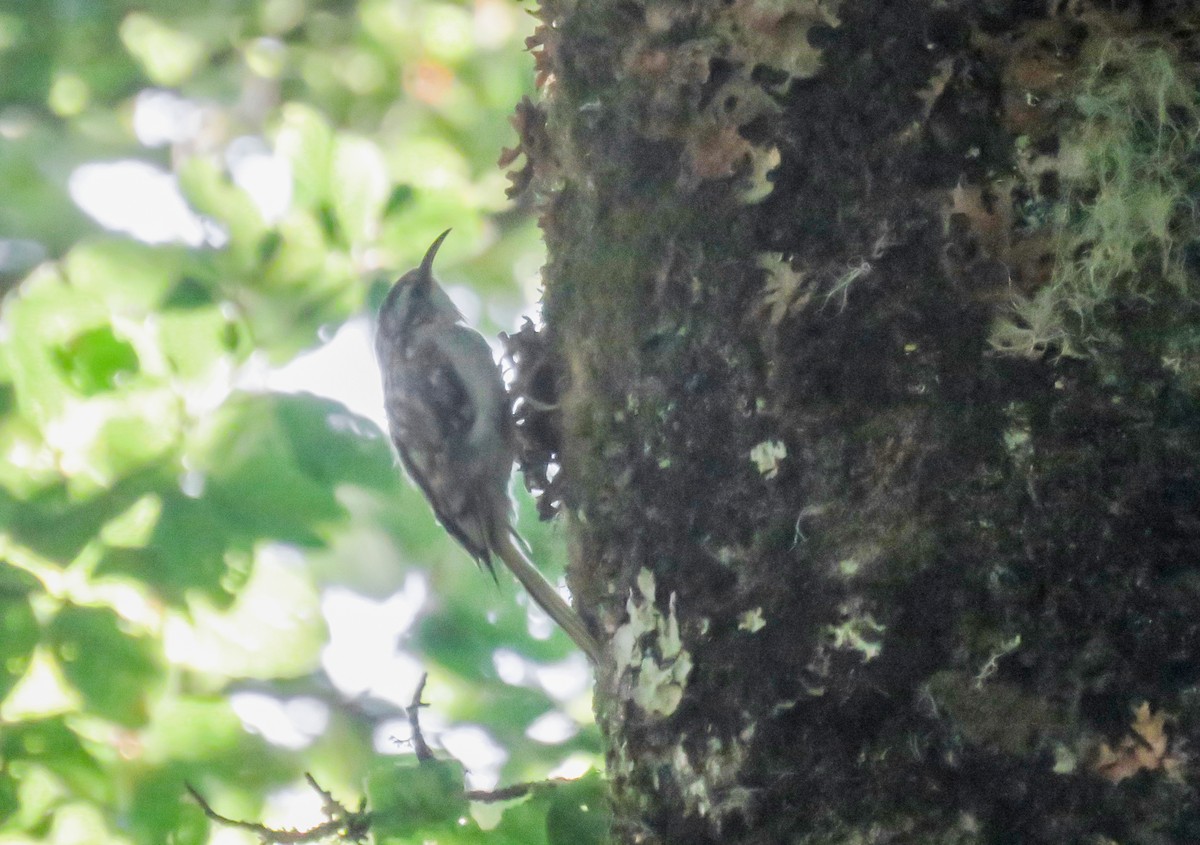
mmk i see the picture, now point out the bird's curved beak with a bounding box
[419,229,452,278]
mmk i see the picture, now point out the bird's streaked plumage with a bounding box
[375,231,601,663]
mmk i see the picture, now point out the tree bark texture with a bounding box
[507,1,1200,842]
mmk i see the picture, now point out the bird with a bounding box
[375,230,602,665]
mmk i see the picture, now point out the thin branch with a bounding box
[464,783,537,802]
[305,772,339,808]
[403,675,582,804]
[186,776,370,844]
[188,674,591,844]
[406,672,435,762]
[465,777,580,803]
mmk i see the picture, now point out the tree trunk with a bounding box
[511,1,1200,842]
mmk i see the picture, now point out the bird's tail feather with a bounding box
[494,533,602,665]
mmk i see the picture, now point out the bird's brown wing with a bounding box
[386,334,498,575]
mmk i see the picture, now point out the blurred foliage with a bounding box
[0,1,606,843]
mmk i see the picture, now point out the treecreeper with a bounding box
[375,230,602,665]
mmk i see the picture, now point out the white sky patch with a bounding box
[372,708,450,756]
[133,88,206,146]
[179,468,205,498]
[248,316,388,431]
[0,649,81,721]
[495,647,594,706]
[473,0,515,48]
[492,648,530,686]
[372,716,412,755]
[445,283,482,327]
[524,591,556,642]
[320,576,427,707]
[525,710,578,744]
[441,725,507,790]
[42,401,106,478]
[229,692,330,750]
[69,160,225,247]
[534,653,592,703]
[548,753,594,781]
[227,135,293,224]
[262,781,330,833]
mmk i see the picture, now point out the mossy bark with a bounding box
[510,1,1200,842]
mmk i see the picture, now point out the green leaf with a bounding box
[0,11,51,106]
[189,392,398,545]
[98,491,238,606]
[119,12,207,86]
[191,397,341,545]
[139,696,294,786]
[140,697,256,766]
[51,326,139,395]
[162,276,214,310]
[382,184,416,218]
[273,393,399,492]
[3,264,108,427]
[544,772,612,845]
[99,391,400,608]
[126,769,208,845]
[85,395,181,483]
[63,238,184,313]
[47,605,161,726]
[412,610,503,679]
[0,584,39,703]
[157,304,246,381]
[484,773,611,845]
[331,135,388,246]
[177,157,265,269]
[366,757,469,841]
[7,471,158,563]
[171,551,325,680]
[0,770,17,827]
[276,103,334,210]
[0,718,108,803]
[258,211,328,288]
[0,132,94,252]
[0,563,40,595]
[490,797,551,845]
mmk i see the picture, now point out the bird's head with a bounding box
[378,229,463,340]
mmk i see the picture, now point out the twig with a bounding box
[188,674,591,845]
[404,675,590,805]
[186,775,370,844]
[464,777,579,803]
[407,672,435,762]
[465,782,539,802]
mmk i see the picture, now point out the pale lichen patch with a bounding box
[759,253,811,325]
[749,439,786,479]
[670,724,757,824]
[824,600,886,662]
[738,607,766,632]
[724,0,838,82]
[613,568,694,717]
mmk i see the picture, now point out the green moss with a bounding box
[927,671,1067,757]
[992,35,1200,358]
[1060,39,1199,301]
